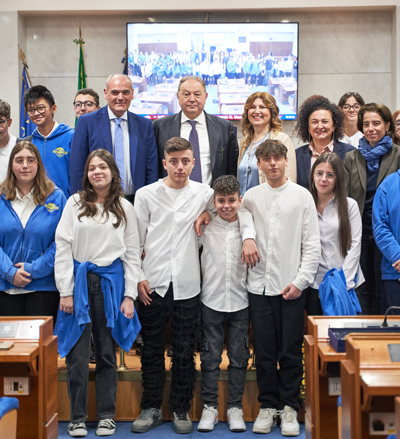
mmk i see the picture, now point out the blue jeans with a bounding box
[200,303,250,408]
[66,272,117,422]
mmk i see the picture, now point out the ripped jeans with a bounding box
[200,303,250,408]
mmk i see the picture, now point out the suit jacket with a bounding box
[296,139,356,189]
[153,111,239,183]
[70,106,158,194]
[343,143,400,217]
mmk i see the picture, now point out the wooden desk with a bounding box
[220,104,244,115]
[0,317,57,439]
[218,84,251,94]
[130,102,162,116]
[217,78,245,86]
[129,75,147,93]
[218,94,248,113]
[341,334,400,439]
[278,83,297,104]
[137,91,180,114]
[305,316,400,439]
[268,77,296,96]
[154,83,179,94]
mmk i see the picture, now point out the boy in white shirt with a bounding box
[0,100,20,182]
[132,137,214,435]
[197,175,250,433]
[241,139,320,437]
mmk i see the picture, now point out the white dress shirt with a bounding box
[107,107,134,195]
[55,194,140,299]
[199,215,248,312]
[6,188,36,295]
[0,135,17,182]
[242,179,321,296]
[180,111,212,185]
[134,179,215,300]
[310,197,365,290]
[340,131,363,148]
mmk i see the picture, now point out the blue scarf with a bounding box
[54,259,141,358]
[358,135,393,173]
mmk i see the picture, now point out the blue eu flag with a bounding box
[20,66,36,138]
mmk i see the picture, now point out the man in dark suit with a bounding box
[154,75,238,185]
[70,74,158,197]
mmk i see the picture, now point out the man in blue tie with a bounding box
[154,75,239,185]
[70,74,158,199]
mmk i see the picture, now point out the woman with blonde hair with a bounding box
[0,141,66,322]
[238,91,296,195]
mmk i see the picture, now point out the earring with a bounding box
[312,181,315,190]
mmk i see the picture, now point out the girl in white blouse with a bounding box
[304,152,364,315]
[54,149,141,437]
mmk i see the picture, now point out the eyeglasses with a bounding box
[342,104,362,111]
[27,105,47,116]
[314,170,336,181]
[73,101,96,109]
[0,118,9,126]
[14,157,37,166]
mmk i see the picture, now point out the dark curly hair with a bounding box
[294,95,345,142]
[77,149,126,229]
[213,175,240,197]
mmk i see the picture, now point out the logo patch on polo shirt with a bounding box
[53,147,68,158]
[44,202,60,215]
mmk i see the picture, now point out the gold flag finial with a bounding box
[74,21,85,45]
[18,44,32,86]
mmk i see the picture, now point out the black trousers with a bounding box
[138,284,199,413]
[0,290,59,326]
[356,233,382,315]
[249,292,305,410]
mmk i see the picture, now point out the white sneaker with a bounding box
[96,419,116,436]
[227,407,246,432]
[67,422,87,437]
[280,406,300,437]
[253,408,277,434]
[197,405,218,432]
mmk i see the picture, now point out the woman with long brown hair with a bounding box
[54,149,141,437]
[238,91,296,195]
[304,152,364,315]
[0,141,66,322]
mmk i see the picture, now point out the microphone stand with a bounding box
[381,306,400,327]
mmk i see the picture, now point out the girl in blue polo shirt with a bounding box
[0,141,66,324]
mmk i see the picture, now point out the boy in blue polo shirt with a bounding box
[24,85,74,197]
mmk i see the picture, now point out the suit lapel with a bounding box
[302,146,311,187]
[378,147,396,186]
[205,112,220,174]
[355,152,367,192]
[169,112,182,138]
[99,106,113,153]
[128,112,138,180]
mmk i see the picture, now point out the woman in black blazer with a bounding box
[294,95,355,189]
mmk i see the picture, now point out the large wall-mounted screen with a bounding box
[126,22,298,121]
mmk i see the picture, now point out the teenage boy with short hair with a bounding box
[24,85,74,197]
[132,137,215,435]
[0,99,21,182]
[197,175,250,433]
[242,139,320,437]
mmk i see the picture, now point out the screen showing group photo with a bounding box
[126,22,299,120]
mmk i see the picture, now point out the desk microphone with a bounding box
[381,306,400,327]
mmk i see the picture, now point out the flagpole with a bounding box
[18,45,32,86]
